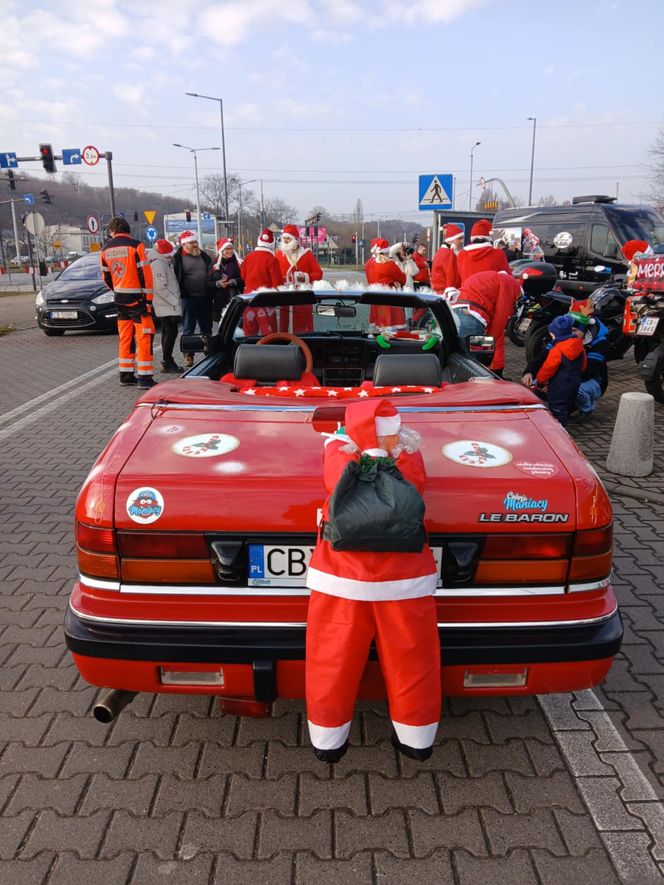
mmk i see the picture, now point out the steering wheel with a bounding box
[257,332,314,375]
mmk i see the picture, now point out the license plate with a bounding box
[51,310,77,320]
[518,317,532,333]
[636,317,659,336]
[248,544,443,588]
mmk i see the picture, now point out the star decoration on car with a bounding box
[294,389,306,397]
[327,389,339,397]
[358,390,369,397]
[245,389,256,396]
[391,387,402,393]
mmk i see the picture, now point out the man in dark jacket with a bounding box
[173,231,214,367]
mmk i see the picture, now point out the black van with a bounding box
[493,196,664,292]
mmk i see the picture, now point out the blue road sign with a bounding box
[62,148,82,166]
[23,194,35,205]
[359,239,365,247]
[418,174,453,211]
[145,225,158,241]
[0,152,18,169]
[202,211,211,220]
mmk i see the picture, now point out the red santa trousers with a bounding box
[306,591,441,751]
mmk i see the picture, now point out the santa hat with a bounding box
[444,224,464,244]
[370,237,389,255]
[470,219,493,241]
[256,228,275,251]
[344,399,401,456]
[155,239,174,255]
[622,239,650,261]
[282,224,300,240]
[178,230,198,246]
[216,237,234,253]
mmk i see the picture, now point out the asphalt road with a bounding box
[1,296,664,883]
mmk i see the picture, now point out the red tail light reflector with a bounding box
[77,548,119,579]
[573,524,613,556]
[121,559,215,584]
[482,534,571,560]
[569,524,613,583]
[117,532,209,559]
[475,560,568,585]
[76,522,116,554]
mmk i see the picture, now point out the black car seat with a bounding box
[233,344,305,385]
[372,353,443,387]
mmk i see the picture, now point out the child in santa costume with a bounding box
[306,399,441,764]
[457,219,510,283]
[430,224,462,293]
[365,239,407,327]
[240,229,283,336]
[276,224,323,333]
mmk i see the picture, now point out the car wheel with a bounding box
[42,328,65,337]
[507,315,527,347]
[524,321,550,365]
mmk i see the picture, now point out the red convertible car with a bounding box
[64,286,621,721]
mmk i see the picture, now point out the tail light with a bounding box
[76,521,119,579]
[476,533,571,586]
[569,524,613,583]
[117,532,212,584]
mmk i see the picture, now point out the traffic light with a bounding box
[315,212,322,223]
[7,170,15,191]
[133,212,139,222]
[39,143,56,173]
[185,210,192,222]
[351,234,357,244]
[40,190,52,205]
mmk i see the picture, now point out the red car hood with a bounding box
[112,380,606,534]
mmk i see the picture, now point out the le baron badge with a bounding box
[171,433,240,458]
[442,440,512,468]
[126,487,164,524]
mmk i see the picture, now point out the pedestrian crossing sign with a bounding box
[418,174,453,211]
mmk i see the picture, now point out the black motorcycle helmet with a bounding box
[513,262,558,296]
[589,285,625,318]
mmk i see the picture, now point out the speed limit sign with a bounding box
[82,145,101,166]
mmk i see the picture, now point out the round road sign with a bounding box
[82,145,100,166]
[23,211,45,236]
[145,225,158,241]
[86,215,100,234]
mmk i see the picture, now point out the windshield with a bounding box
[232,297,444,340]
[57,257,102,282]
[605,207,664,248]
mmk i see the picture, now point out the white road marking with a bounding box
[539,690,664,882]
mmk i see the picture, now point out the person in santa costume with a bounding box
[276,224,323,333]
[412,243,431,289]
[455,269,522,375]
[306,398,441,764]
[365,238,407,327]
[457,218,510,283]
[240,229,283,336]
[430,224,462,293]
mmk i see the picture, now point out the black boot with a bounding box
[119,372,138,385]
[137,376,157,390]
[313,740,349,764]
[391,730,433,762]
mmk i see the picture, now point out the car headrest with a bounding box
[233,344,305,381]
[373,353,442,388]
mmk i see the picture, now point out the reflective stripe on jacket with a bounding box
[101,235,153,307]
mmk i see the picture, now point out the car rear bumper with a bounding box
[64,605,623,698]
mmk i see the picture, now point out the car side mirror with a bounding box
[467,335,495,367]
[180,334,208,353]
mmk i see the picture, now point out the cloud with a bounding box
[312,29,355,44]
[381,0,490,24]
[322,0,363,22]
[200,0,314,47]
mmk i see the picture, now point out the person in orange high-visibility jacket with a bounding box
[101,216,156,388]
[306,399,441,764]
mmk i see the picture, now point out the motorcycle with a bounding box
[631,293,664,402]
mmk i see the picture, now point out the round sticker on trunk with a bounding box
[126,487,164,524]
[442,440,512,468]
[172,433,240,458]
[514,460,559,478]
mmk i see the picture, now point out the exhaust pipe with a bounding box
[93,689,138,723]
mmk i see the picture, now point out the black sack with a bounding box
[323,457,426,552]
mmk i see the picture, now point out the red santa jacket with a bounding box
[307,400,438,601]
[365,256,406,288]
[412,251,430,284]
[240,247,283,293]
[276,248,323,284]
[457,243,510,283]
[430,246,460,292]
[459,271,522,370]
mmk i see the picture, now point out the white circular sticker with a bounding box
[172,433,240,458]
[553,231,573,249]
[126,487,164,524]
[443,440,512,468]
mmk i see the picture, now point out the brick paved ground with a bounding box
[0,319,663,883]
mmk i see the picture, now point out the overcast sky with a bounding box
[1,0,662,223]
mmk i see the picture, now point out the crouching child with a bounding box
[534,315,586,427]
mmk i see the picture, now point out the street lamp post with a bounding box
[185,93,230,226]
[172,144,220,246]
[527,116,537,206]
[469,142,481,211]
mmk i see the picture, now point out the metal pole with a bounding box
[527,118,537,206]
[25,227,36,292]
[469,142,480,212]
[260,179,265,229]
[193,150,202,245]
[354,232,358,265]
[10,199,20,262]
[105,151,117,216]
[238,182,243,254]
[219,99,230,224]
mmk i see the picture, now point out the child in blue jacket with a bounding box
[534,315,586,427]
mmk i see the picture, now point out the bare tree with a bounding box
[62,172,88,191]
[353,198,364,226]
[648,128,664,210]
[536,194,558,207]
[262,197,297,228]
